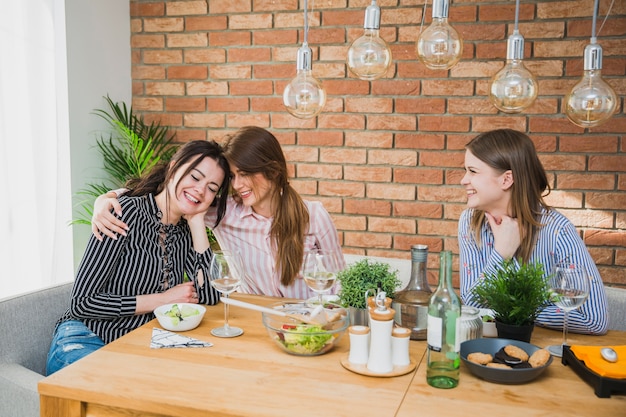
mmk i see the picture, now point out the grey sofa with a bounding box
[0,282,72,417]
[606,285,626,331]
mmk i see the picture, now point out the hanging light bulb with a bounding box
[565,0,617,128]
[346,0,392,80]
[489,0,537,113]
[416,0,463,70]
[283,0,326,119]
[565,41,617,128]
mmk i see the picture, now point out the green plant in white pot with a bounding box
[337,259,401,325]
[470,259,551,342]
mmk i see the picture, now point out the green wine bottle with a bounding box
[426,250,461,388]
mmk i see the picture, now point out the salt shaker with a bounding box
[366,290,395,373]
[391,327,411,367]
[348,325,370,365]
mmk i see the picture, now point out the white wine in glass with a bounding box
[546,265,590,357]
[209,250,244,338]
[302,250,340,306]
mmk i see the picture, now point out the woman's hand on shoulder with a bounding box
[92,191,128,241]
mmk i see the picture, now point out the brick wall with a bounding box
[129,0,626,288]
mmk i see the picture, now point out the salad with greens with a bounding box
[276,324,334,355]
[163,304,200,325]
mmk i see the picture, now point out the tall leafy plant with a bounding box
[72,96,178,225]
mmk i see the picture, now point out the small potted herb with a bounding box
[470,259,551,342]
[337,259,401,325]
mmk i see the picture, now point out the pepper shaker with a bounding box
[391,327,411,367]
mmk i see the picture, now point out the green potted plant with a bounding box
[337,259,401,325]
[470,259,551,342]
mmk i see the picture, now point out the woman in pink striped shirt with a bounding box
[92,126,344,299]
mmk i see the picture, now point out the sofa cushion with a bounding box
[0,282,72,376]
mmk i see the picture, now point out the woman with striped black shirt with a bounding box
[458,129,608,335]
[46,140,230,375]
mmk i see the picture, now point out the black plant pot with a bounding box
[495,320,534,343]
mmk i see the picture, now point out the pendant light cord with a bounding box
[514,0,520,32]
[303,0,309,45]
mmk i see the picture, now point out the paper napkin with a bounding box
[570,345,626,379]
[150,327,213,349]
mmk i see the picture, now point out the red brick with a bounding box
[186,16,228,31]
[207,97,249,112]
[297,130,343,146]
[229,14,273,30]
[396,98,446,114]
[345,131,393,148]
[344,199,392,216]
[209,32,251,47]
[209,64,252,79]
[185,49,226,64]
[209,0,252,14]
[166,1,206,16]
[297,164,343,180]
[131,34,165,48]
[132,65,166,80]
[419,116,471,133]
[143,50,183,64]
[229,80,274,95]
[344,166,392,182]
[145,82,185,95]
[369,217,416,234]
[143,17,184,32]
[132,97,163,112]
[225,113,270,128]
[344,232,392,249]
[393,201,443,219]
[367,183,416,201]
[168,65,207,79]
[395,133,445,150]
[165,97,206,112]
[394,167,443,185]
[130,2,165,17]
[589,156,626,173]
[332,214,367,232]
[186,81,228,96]
[557,173,615,190]
[253,30,298,45]
[167,33,208,47]
[183,113,225,128]
[319,182,365,198]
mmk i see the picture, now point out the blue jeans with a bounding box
[46,320,105,375]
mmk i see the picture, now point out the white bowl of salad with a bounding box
[261,302,349,356]
[154,303,206,332]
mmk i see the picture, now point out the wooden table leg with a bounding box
[40,395,84,417]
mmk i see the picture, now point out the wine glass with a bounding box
[546,265,591,357]
[301,250,340,306]
[208,250,244,338]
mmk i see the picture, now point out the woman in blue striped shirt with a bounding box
[458,129,608,335]
[46,141,230,375]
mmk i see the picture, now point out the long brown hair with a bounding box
[465,129,550,262]
[222,126,309,286]
[124,140,231,227]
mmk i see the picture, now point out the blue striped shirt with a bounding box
[57,194,219,344]
[459,207,608,335]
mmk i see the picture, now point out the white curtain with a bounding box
[0,0,74,298]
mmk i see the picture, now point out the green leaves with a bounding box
[71,95,177,225]
[470,259,551,326]
[337,259,401,309]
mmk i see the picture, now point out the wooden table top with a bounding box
[39,294,626,417]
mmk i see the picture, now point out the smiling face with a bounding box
[460,149,513,217]
[230,164,275,217]
[167,156,225,220]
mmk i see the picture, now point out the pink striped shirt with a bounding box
[205,197,344,299]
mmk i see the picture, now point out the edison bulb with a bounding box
[283,44,326,119]
[347,1,392,80]
[489,32,538,113]
[416,0,463,70]
[565,42,617,128]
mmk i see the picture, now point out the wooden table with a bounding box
[39,294,626,417]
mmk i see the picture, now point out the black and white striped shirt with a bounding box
[57,194,219,344]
